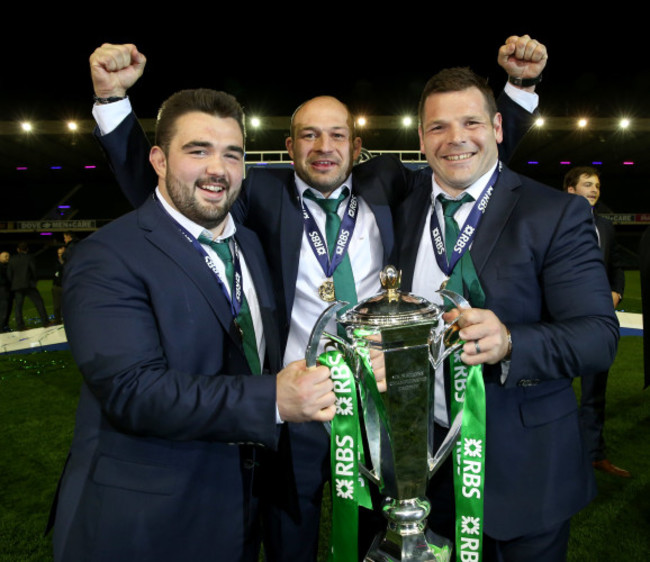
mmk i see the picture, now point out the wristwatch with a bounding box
[508,74,542,88]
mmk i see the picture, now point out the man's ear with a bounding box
[493,112,503,144]
[285,136,294,160]
[352,136,362,161]
[150,146,167,179]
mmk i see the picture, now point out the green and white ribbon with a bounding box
[320,337,485,561]
[449,348,486,562]
[319,348,372,562]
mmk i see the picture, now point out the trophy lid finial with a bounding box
[380,265,402,302]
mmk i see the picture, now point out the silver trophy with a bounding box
[307,265,468,561]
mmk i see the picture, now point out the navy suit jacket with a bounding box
[52,196,284,561]
[395,164,619,540]
[595,213,625,296]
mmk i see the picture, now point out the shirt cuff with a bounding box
[504,82,539,114]
[92,97,133,136]
[500,360,511,384]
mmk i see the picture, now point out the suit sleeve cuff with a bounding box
[503,82,539,114]
[92,97,133,136]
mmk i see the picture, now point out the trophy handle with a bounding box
[430,289,472,369]
[428,410,463,477]
[359,461,381,487]
[429,314,465,369]
[438,288,472,310]
[304,301,347,368]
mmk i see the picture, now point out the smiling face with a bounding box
[150,111,244,236]
[286,96,362,198]
[568,174,601,207]
[418,87,502,197]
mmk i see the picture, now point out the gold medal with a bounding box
[319,279,336,302]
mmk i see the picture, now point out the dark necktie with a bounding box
[303,188,358,309]
[438,194,485,307]
[199,234,261,375]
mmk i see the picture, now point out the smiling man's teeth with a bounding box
[201,184,225,192]
[445,153,472,161]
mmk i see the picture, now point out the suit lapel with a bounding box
[280,178,305,320]
[470,167,522,275]
[138,196,242,348]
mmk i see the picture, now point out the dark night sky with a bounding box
[3,17,647,187]
[2,14,649,257]
[5,17,650,123]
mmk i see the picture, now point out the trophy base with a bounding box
[365,527,452,561]
[364,498,452,561]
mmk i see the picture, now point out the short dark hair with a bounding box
[418,67,498,126]
[155,89,245,153]
[563,166,601,192]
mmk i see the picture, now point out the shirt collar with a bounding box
[294,173,353,201]
[155,186,236,242]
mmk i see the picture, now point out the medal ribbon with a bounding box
[430,165,500,278]
[318,347,371,562]
[301,190,359,278]
[449,350,486,562]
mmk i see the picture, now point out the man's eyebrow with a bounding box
[297,125,349,132]
[181,140,211,150]
[181,140,244,155]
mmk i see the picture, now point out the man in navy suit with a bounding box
[564,166,630,478]
[394,68,619,560]
[87,37,547,560]
[50,88,336,562]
